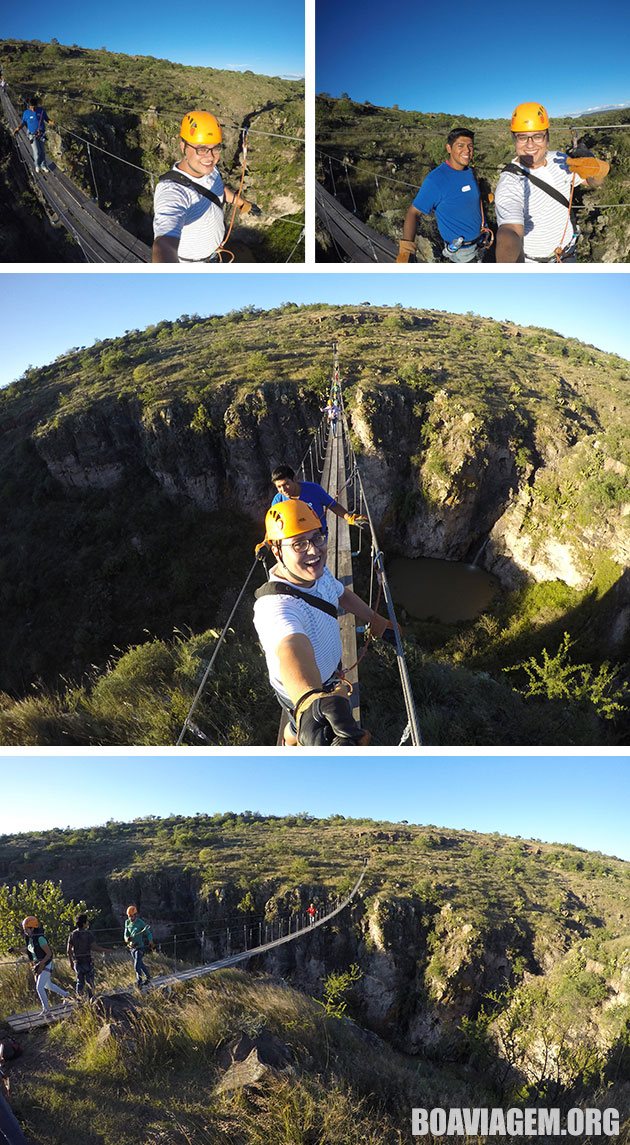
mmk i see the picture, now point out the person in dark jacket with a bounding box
[21,916,70,1013]
[67,914,98,998]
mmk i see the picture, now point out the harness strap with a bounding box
[254,581,338,618]
[158,169,224,210]
[503,162,571,211]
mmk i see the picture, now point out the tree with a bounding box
[0,880,87,955]
[505,633,627,720]
[320,963,363,1018]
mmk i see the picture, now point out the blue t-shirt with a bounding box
[271,481,336,532]
[413,162,481,243]
[21,107,48,135]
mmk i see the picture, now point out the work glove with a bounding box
[566,155,609,181]
[295,684,370,747]
[346,513,368,528]
[238,199,262,216]
[368,614,401,646]
[396,239,416,263]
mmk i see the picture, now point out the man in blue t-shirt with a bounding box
[397,128,490,264]
[270,464,367,534]
[13,95,54,174]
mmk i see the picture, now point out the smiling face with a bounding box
[178,139,221,179]
[274,476,301,499]
[446,135,474,170]
[513,130,549,169]
[275,528,328,585]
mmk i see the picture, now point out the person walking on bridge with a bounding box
[254,500,395,746]
[324,399,341,437]
[398,128,489,263]
[271,465,366,535]
[494,102,609,263]
[13,95,54,174]
[67,914,99,999]
[152,110,261,263]
[21,917,70,1014]
[124,905,153,989]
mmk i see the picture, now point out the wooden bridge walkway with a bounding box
[1,88,151,263]
[315,182,397,263]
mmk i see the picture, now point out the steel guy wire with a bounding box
[176,555,262,745]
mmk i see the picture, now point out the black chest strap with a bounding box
[255,582,338,618]
[503,163,571,211]
[158,169,224,210]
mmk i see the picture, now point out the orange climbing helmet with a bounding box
[180,110,222,147]
[22,916,39,930]
[126,904,138,918]
[264,500,322,543]
[511,103,549,133]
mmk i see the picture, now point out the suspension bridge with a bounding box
[176,341,421,748]
[316,181,397,262]
[1,87,151,263]
[4,861,368,1036]
[1,87,305,263]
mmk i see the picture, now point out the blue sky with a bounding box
[2,1,303,77]
[1,757,628,860]
[316,0,630,117]
[1,273,628,389]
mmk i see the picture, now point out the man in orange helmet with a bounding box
[495,102,609,263]
[253,500,397,747]
[123,905,153,989]
[152,109,260,263]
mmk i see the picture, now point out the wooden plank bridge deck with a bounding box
[315,182,397,263]
[1,88,151,263]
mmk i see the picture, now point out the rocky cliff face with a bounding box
[32,377,627,592]
[34,383,322,514]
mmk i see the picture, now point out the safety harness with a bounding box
[157,169,224,211]
[502,162,578,262]
[254,581,338,619]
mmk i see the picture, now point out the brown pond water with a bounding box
[388,557,499,623]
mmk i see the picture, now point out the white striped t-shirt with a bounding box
[253,566,344,705]
[494,151,584,260]
[153,163,225,261]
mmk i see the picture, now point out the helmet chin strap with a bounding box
[273,543,318,587]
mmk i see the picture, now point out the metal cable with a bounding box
[176,556,262,745]
[344,423,422,746]
[285,225,305,262]
[86,140,98,200]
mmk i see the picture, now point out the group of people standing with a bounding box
[397,101,610,264]
[15,905,154,1015]
[6,84,611,267]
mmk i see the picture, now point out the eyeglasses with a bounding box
[514,133,547,144]
[282,531,328,554]
[184,142,222,157]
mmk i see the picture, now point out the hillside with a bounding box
[0,304,627,745]
[1,814,629,1141]
[316,96,630,262]
[0,39,304,260]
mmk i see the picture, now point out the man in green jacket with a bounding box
[124,904,153,988]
